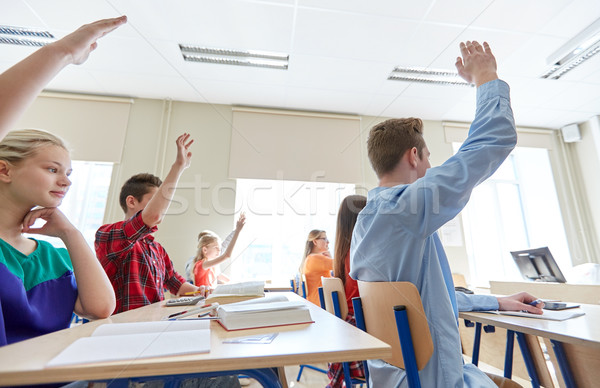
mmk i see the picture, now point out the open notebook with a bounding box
[47,320,210,367]
[480,309,585,321]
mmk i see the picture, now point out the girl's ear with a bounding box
[0,161,12,183]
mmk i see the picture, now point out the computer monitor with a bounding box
[510,247,567,283]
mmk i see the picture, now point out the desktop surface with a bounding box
[0,292,391,386]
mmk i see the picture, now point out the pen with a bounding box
[183,291,203,296]
[169,303,219,320]
[529,299,542,306]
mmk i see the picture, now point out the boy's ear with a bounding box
[125,195,138,209]
[0,161,12,183]
[406,147,419,168]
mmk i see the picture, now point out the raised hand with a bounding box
[236,212,246,230]
[455,41,498,87]
[54,16,127,65]
[174,133,194,169]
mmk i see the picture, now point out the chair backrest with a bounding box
[321,277,348,320]
[357,280,433,371]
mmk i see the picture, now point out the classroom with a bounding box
[1,1,600,388]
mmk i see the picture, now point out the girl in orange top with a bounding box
[299,229,333,305]
[193,213,245,288]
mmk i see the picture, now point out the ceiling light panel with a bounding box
[179,45,289,70]
[388,67,472,86]
[541,17,600,80]
[0,25,55,47]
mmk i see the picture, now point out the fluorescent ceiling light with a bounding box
[179,45,288,70]
[0,25,55,47]
[541,17,600,80]
[388,67,472,86]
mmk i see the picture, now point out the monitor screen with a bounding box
[510,247,567,283]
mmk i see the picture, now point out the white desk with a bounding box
[460,304,600,388]
[0,292,390,387]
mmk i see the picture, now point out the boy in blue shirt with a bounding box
[351,41,544,387]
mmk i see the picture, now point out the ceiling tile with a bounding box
[286,55,390,92]
[298,0,434,20]
[293,8,419,62]
[539,0,600,38]
[472,0,572,34]
[425,0,494,25]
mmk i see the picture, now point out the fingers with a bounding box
[482,41,492,54]
[455,56,464,72]
[459,42,469,58]
[89,15,128,35]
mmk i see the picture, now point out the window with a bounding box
[230,178,355,281]
[27,161,113,249]
[456,145,572,286]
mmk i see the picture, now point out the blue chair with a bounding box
[294,274,328,382]
[320,277,367,387]
[352,281,433,388]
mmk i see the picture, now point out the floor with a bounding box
[244,363,331,388]
[243,361,533,387]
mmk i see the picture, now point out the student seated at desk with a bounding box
[95,135,207,314]
[193,213,246,288]
[300,229,333,305]
[350,40,544,387]
[327,195,367,387]
[0,16,126,347]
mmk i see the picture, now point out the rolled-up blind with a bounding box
[230,107,361,183]
[15,92,133,163]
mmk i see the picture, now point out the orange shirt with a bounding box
[303,253,333,305]
[193,260,216,288]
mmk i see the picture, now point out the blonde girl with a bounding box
[193,213,246,288]
[299,229,333,305]
[0,16,126,346]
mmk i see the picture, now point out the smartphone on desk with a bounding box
[543,302,580,310]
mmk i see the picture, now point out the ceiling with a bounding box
[2,0,600,130]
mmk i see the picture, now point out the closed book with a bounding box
[216,299,313,331]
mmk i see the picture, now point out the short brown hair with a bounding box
[118,173,162,213]
[367,118,426,178]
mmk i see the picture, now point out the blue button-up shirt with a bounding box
[350,79,516,387]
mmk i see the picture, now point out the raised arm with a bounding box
[0,16,127,141]
[142,133,193,227]
[202,213,246,269]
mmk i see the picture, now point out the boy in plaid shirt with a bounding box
[95,133,204,314]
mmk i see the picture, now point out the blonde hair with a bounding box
[299,229,326,274]
[194,231,219,264]
[0,129,68,165]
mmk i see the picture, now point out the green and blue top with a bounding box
[0,238,77,346]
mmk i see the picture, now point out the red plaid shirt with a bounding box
[95,211,185,314]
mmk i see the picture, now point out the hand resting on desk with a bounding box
[497,292,544,314]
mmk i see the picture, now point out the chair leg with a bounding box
[394,305,421,388]
[342,361,352,387]
[296,365,305,381]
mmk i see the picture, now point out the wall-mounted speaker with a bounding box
[561,123,581,143]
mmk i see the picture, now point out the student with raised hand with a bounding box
[193,213,246,288]
[350,41,544,387]
[95,133,208,314]
[299,229,333,305]
[0,16,127,142]
[0,16,126,347]
[327,194,367,388]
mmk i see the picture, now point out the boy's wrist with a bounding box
[474,71,498,87]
